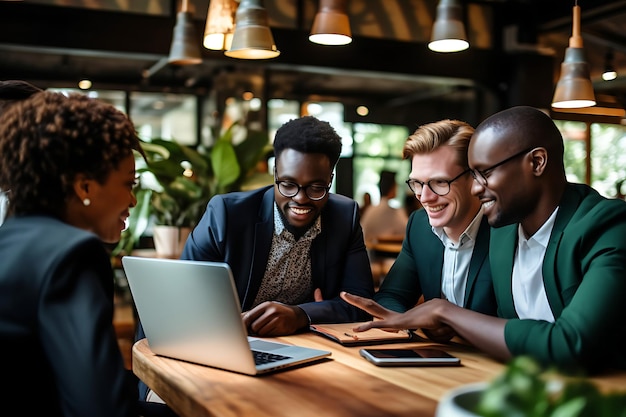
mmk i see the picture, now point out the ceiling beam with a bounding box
[0,2,508,91]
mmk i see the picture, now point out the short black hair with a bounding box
[379,170,397,196]
[0,80,43,113]
[273,116,342,168]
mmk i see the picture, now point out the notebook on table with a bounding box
[121,256,331,375]
[310,322,420,346]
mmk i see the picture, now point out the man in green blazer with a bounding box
[341,106,626,374]
[374,120,497,332]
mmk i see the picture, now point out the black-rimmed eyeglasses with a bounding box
[470,147,534,187]
[275,179,331,201]
[405,169,470,197]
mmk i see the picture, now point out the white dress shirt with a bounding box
[512,207,558,322]
[432,209,483,307]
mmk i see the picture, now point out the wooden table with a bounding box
[369,242,403,258]
[132,334,626,417]
[132,334,495,417]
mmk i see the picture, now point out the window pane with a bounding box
[48,88,126,113]
[268,99,300,141]
[591,123,626,198]
[130,92,197,145]
[555,120,587,185]
[352,123,410,208]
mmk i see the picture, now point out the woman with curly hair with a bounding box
[0,90,174,417]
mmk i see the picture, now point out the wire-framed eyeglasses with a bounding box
[405,169,470,197]
[470,147,534,187]
[275,179,331,201]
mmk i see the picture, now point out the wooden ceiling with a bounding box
[0,1,625,125]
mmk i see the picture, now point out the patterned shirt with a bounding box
[252,203,321,307]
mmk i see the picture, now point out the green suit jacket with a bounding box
[492,183,626,373]
[374,208,496,316]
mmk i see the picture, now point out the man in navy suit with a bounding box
[182,116,374,336]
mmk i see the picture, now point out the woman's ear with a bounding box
[72,173,91,202]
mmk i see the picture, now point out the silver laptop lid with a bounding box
[121,256,331,375]
[122,256,259,375]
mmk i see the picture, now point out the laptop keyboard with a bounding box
[252,350,291,365]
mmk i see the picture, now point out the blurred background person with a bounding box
[360,170,409,283]
[359,191,372,218]
[360,170,408,244]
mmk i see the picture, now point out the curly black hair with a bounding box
[273,115,342,168]
[0,91,144,218]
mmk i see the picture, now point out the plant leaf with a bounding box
[211,139,240,191]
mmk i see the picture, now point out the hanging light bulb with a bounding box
[225,0,280,59]
[204,0,238,51]
[309,0,352,46]
[428,0,469,53]
[602,49,617,81]
[551,1,595,109]
[168,0,202,65]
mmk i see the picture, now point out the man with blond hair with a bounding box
[373,119,496,341]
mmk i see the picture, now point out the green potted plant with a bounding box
[113,123,270,258]
[436,356,626,417]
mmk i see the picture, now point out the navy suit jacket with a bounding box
[374,208,497,316]
[181,186,375,323]
[0,216,137,417]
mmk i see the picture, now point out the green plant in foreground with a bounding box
[475,356,626,417]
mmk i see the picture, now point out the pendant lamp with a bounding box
[309,0,352,46]
[204,0,238,51]
[168,0,202,65]
[551,1,595,109]
[225,0,280,59]
[602,49,617,81]
[428,0,469,53]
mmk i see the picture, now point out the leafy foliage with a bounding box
[111,123,270,256]
[475,356,626,417]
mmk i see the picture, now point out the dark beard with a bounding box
[277,206,316,240]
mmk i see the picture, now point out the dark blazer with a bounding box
[374,208,497,316]
[0,216,136,417]
[492,183,626,373]
[181,186,375,323]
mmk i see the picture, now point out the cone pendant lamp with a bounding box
[309,0,352,46]
[225,0,280,59]
[552,1,595,109]
[429,0,469,53]
[168,0,202,65]
[204,0,238,51]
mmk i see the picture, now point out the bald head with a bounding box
[468,106,567,234]
[473,106,564,159]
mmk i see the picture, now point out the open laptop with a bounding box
[121,256,331,375]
